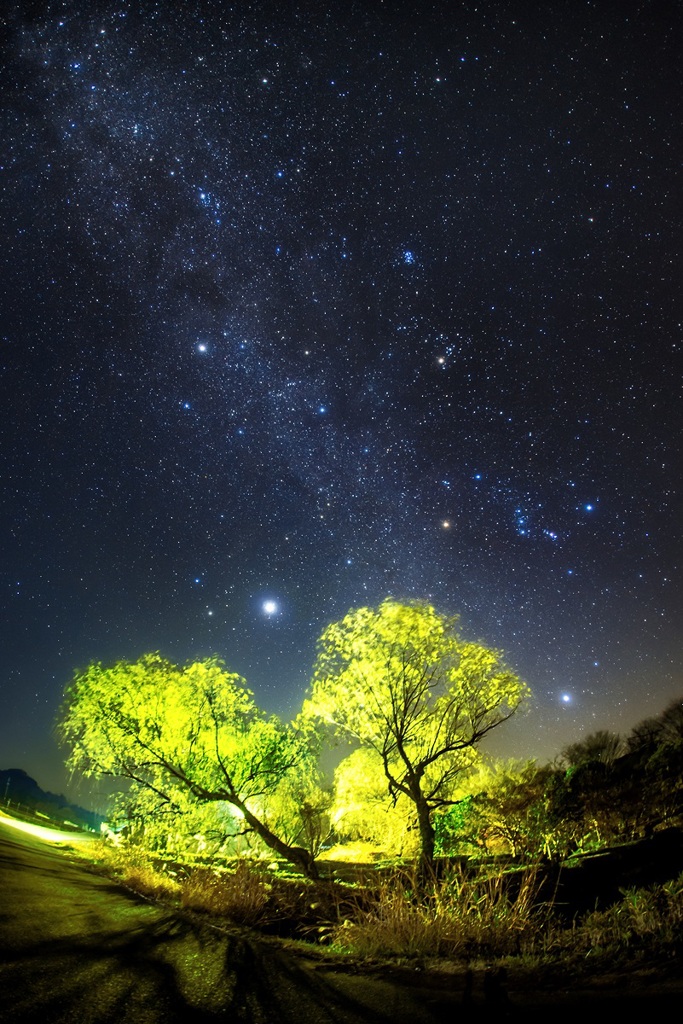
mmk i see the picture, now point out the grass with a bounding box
[73,838,183,902]
[180,862,271,924]
[74,837,683,984]
[329,864,548,959]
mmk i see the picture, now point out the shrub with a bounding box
[570,872,683,953]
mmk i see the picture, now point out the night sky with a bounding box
[1,0,681,804]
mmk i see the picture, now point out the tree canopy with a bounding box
[561,729,625,768]
[57,653,319,876]
[332,746,420,857]
[302,599,530,869]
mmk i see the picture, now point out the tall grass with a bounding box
[120,861,183,901]
[180,861,271,924]
[76,837,183,902]
[330,864,548,959]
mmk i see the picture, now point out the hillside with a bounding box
[0,768,103,831]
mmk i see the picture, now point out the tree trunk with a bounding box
[237,800,319,879]
[413,790,436,880]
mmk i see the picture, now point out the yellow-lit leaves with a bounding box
[57,653,306,805]
[305,598,530,803]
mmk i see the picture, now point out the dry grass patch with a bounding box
[330,865,549,959]
[75,841,683,974]
[181,861,271,925]
[72,837,182,902]
[120,861,182,901]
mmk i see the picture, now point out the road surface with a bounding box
[0,815,469,1023]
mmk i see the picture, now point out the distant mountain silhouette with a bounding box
[0,768,103,831]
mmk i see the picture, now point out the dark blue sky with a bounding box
[1,0,680,802]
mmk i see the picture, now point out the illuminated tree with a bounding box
[57,653,319,877]
[332,747,420,857]
[262,769,333,860]
[303,599,529,871]
[105,777,246,863]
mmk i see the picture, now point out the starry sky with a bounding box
[1,0,681,803]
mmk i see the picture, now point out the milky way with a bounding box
[1,0,680,797]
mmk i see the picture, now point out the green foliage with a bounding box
[264,773,333,858]
[106,782,245,862]
[57,653,320,876]
[332,747,420,857]
[60,653,270,794]
[306,600,527,764]
[304,598,529,869]
[563,872,683,956]
[440,757,623,861]
[466,760,572,859]
[433,795,477,856]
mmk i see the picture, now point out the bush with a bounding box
[569,872,683,953]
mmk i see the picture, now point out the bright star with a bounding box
[262,600,278,616]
